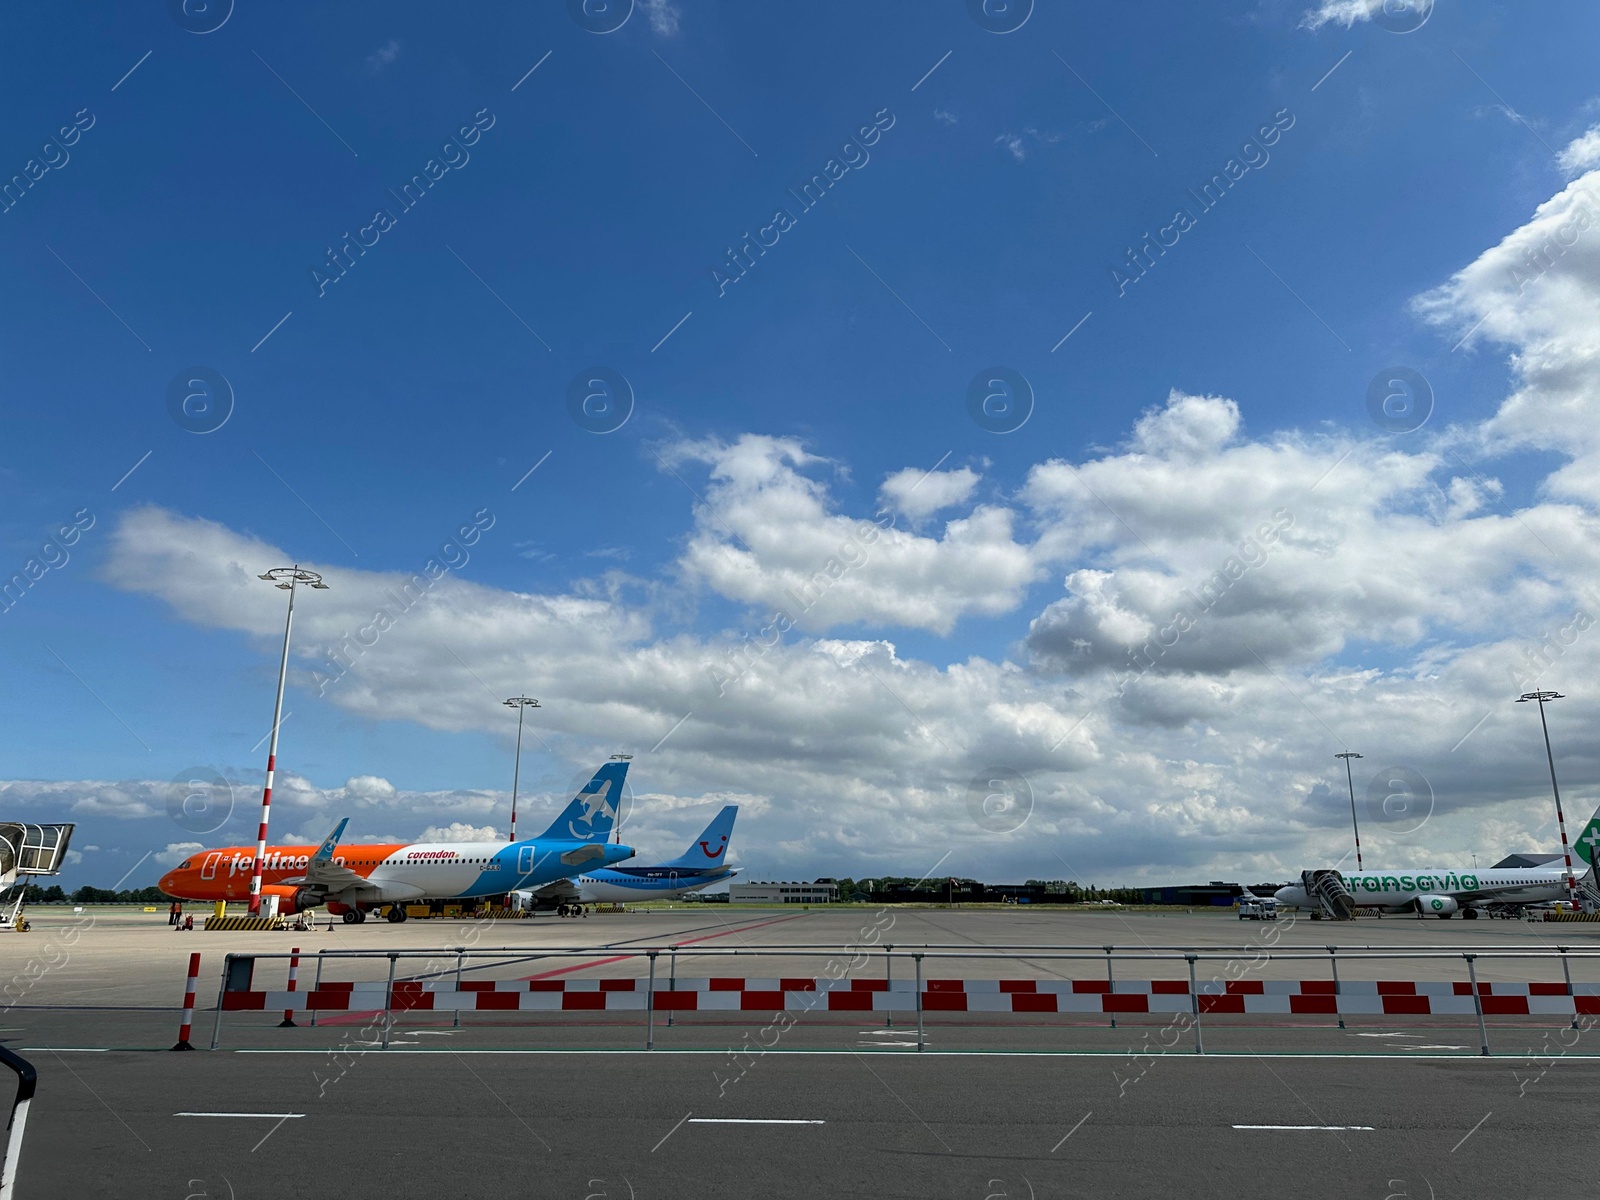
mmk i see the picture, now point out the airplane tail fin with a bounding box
[1572,802,1600,880]
[534,760,629,843]
[312,818,348,863]
[655,805,738,869]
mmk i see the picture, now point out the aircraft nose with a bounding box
[1273,886,1292,904]
[158,870,178,894]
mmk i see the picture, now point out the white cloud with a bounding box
[995,133,1026,162]
[667,436,1040,635]
[366,39,400,72]
[1300,0,1387,29]
[879,466,979,522]
[934,109,958,126]
[75,165,1600,884]
[419,822,502,843]
[156,842,204,867]
[641,0,680,35]
[1559,126,1600,177]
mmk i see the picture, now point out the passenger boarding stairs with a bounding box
[0,824,75,889]
[1574,872,1600,914]
[1302,869,1356,920]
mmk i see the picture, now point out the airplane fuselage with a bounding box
[1275,867,1571,911]
[159,838,636,906]
[576,865,738,903]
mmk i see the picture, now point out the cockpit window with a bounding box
[178,860,192,870]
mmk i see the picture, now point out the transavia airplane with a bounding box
[158,761,636,923]
[1274,803,1600,919]
[513,805,740,914]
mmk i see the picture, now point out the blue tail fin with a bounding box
[534,761,629,843]
[655,805,738,869]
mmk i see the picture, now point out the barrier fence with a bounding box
[195,942,1600,1056]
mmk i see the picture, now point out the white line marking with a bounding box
[689,1119,824,1125]
[910,51,951,93]
[176,1112,305,1119]
[251,310,293,352]
[1310,50,1352,93]
[652,1110,693,1152]
[1233,1125,1373,1131]
[651,310,693,353]
[221,1049,1567,1060]
[511,51,552,92]
[111,50,152,93]
[1051,1110,1091,1151]
[511,451,553,492]
[1050,310,1093,352]
[111,450,152,492]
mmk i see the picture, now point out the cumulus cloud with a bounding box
[668,436,1040,634]
[66,167,1600,884]
[1559,126,1600,177]
[419,822,502,843]
[879,465,979,521]
[156,842,203,867]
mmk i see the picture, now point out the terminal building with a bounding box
[728,880,839,904]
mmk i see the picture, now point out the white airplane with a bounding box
[1275,804,1600,919]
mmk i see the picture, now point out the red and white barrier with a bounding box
[213,975,1600,1017]
[172,952,201,1050]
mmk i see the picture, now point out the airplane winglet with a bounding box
[312,818,349,863]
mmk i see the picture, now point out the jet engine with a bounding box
[1414,894,1458,918]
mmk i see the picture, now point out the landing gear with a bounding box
[1463,908,1479,920]
[342,910,360,925]
[386,905,407,923]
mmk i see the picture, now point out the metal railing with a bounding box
[201,941,1600,1058]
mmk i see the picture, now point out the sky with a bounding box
[5,0,1600,892]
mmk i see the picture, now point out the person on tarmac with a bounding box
[169,901,181,926]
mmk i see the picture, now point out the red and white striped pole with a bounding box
[172,952,201,1051]
[279,946,300,1027]
[249,567,327,914]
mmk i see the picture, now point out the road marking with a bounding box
[205,1049,1599,1060]
[689,1119,824,1125]
[1233,1125,1373,1131]
[176,1112,305,1119]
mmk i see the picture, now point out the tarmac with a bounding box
[7,904,1600,1197]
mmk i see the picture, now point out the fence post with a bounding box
[1560,946,1577,1030]
[1466,954,1490,1057]
[381,954,396,1051]
[668,947,677,1028]
[646,950,658,1051]
[885,945,894,1029]
[310,951,324,1028]
[915,953,924,1052]
[453,949,464,1030]
[279,946,300,1028]
[172,952,201,1051]
[1327,945,1344,1029]
[1187,954,1204,1055]
[1104,945,1116,1029]
[209,955,230,1051]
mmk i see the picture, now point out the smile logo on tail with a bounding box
[700,835,727,859]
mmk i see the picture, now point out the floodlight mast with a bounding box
[503,697,540,841]
[1518,691,1578,910]
[1335,752,1364,871]
[249,566,329,915]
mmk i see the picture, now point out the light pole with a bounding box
[249,566,328,915]
[1335,752,1364,871]
[502,696,540,841]
[1518,691,1578,909]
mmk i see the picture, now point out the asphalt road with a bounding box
[8,1049,1591,1198]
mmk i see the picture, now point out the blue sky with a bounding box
[6,0,1600,890]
